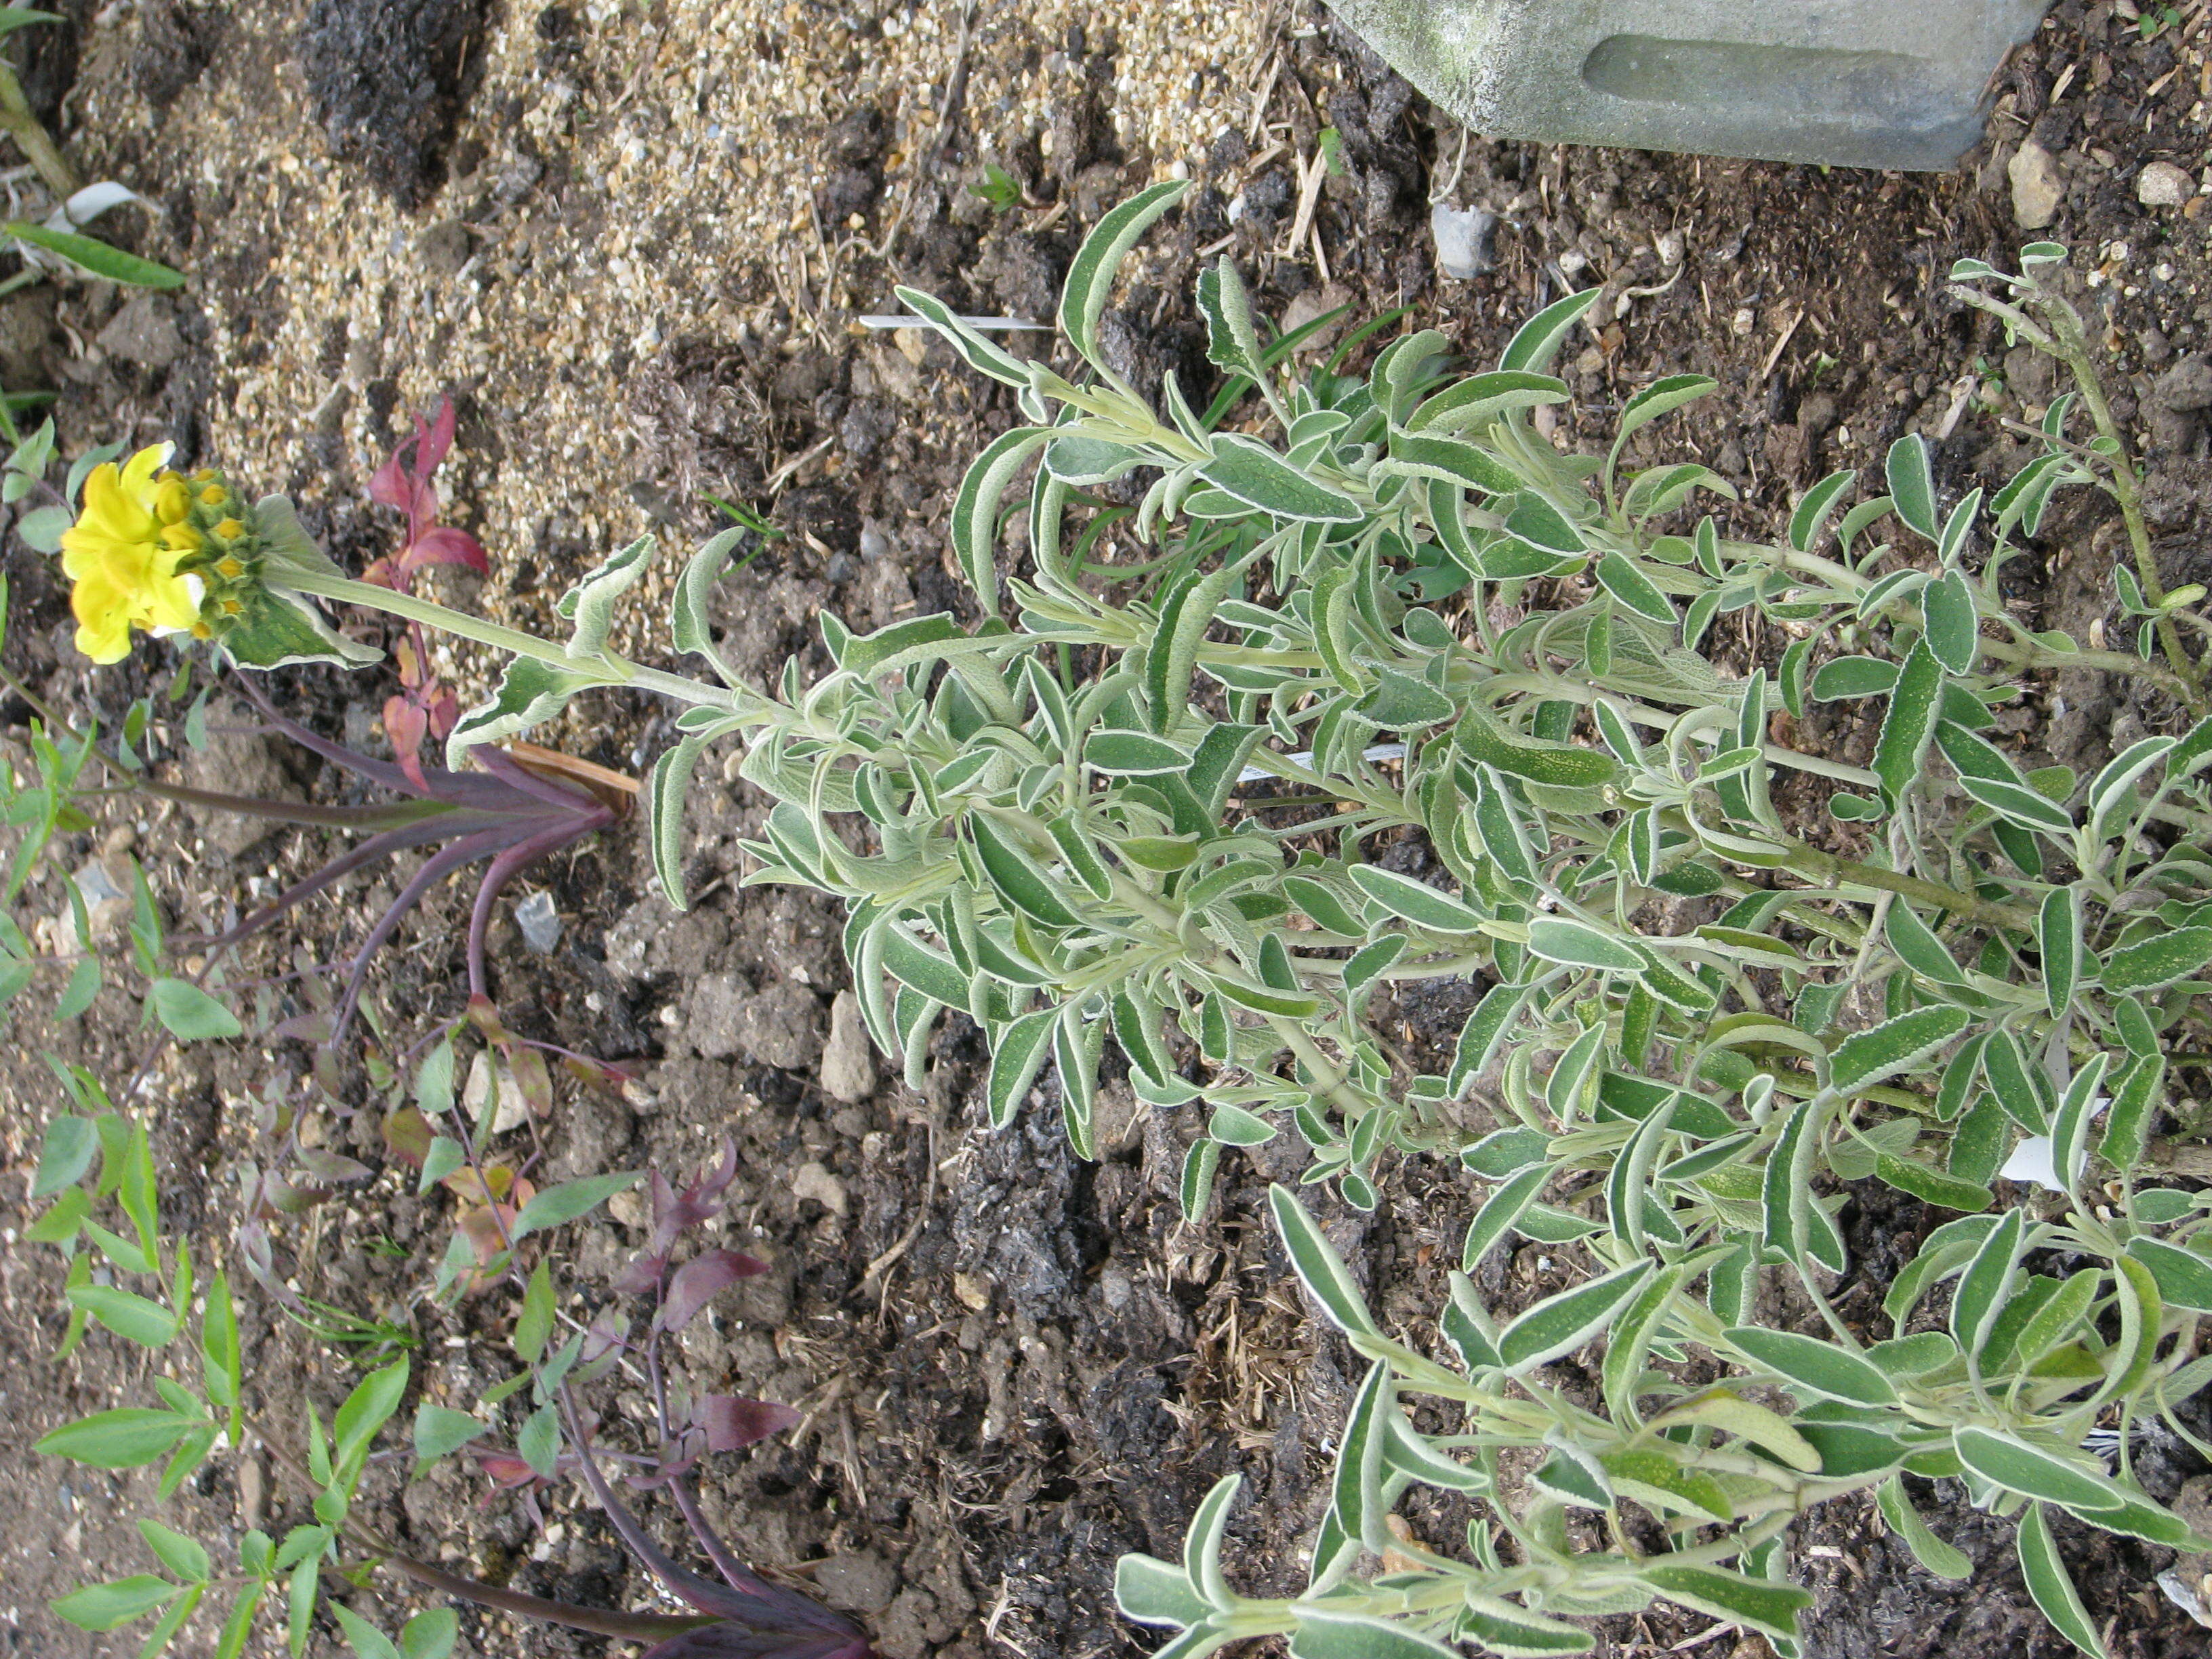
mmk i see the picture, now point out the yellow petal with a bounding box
[116,443,171,499]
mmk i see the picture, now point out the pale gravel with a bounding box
[66,0,1268,684]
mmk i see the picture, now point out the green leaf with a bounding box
[68,1284,179,1348]
[400,1610,459,1659]
[514,1260,554,1364]
[1084,729,1192,775]
[55,954,100,1019]
[333,1359,409,1473]
[1497,1259,1654,1375]
[1593,550,1677,623]
[2125,1237,2212,1312]
[1612,373,1716,453]
[554,533,656,661]
[1726,1327,1898,1405]
[951,426,1050,615]
[1641,1562,1811,1641]
[1886,433,1938,538]
[331,1601,405,1659]
[970,814,1084,928]
[1288,1610,1465,1659]
[510,1170,642,1241]
[1874,1153,1993,1213]
[1115,1553,1211,1629]
[1876,1473,1972,1581]
[1197,432,1364,523]
[1456,1595,1597,1655]
[51,1576,182,1633]
[2016,1502,2108,1658]
[1954,1427,2138,1513]
[445,657,600,766]
[148,978,242,1042]
[1525,917,1644,973]
[1059,181,1189,368]
[1181,1471,1241,1611]
[33,1113,96,1197]
[1957,773,2074,834]
[1871,640,1944,808]
[411,1404,486,1469]
[2101,926,2212,994]
[1180,1139,1221,1220]
[1829,1005,1971,1095]
[8,222,184,288]
[137,1519,209,1585]
[1499,287,1602,374]
[892,285,1031,386]
[1462,1163,1550,1271]
[987,1006,1059,1128]
[1923,569,1980,674]
[35,1408,192,1468]
[2040,886,2081,1021]
[1269,1185,1381,1340]
[1345,864,1483,933]
[1790,470,1858,554]
[134,1582,204,1659]
[1197,258,1267,388]
[517,1401,560,1479]
[1809,656,1898,700]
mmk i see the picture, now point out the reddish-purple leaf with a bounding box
[508,1046,554,1118]
[383,1105,434,1168]
[268,1009,335,1044]
[403,525,490,575]
[369,445,413,514]
[425,685,461,742]
[384,693,431,792]
[611,1250,669,1296]
[651,1140,741,1252]
[419,394,458,479]
[660,1249,770,1332]
[476,1450,543,1489]
[695,1396,800,1454]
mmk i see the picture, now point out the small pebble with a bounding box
[2137,161,2195,209]
[514,889,562,954]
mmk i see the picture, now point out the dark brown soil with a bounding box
[7,2,2212,1658]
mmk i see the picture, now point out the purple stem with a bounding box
[329,825,516,1041]
[464,814,611,998]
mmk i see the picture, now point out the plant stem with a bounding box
[2024,279,2206,718]
[278,569,750,715]
[1779,840,2034,930]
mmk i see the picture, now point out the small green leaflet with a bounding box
[1269,1185,1382,1340]
[1885,433,1938,539]
[1497,1259,1654,1375]
[149,979,243,1042]
[1197,433,1365,523]
[2015,1503,2108,1658]
[1525,918,1644,973]
[1828,1005,1971,1096]
[1060,181,1189,369]
[1725,1327,1898,1405]
[509,1170,642,1241]
[1345,864,1483,933]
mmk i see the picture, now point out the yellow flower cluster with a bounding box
[58,444,209,663]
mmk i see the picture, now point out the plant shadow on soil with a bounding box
[9,1,2212,1656]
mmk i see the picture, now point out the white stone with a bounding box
[2009,139,2065,230]
[2137,160,2195,209]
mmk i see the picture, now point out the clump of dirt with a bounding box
[298,0,489,206]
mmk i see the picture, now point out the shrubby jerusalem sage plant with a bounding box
[26,188,2212,1654]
